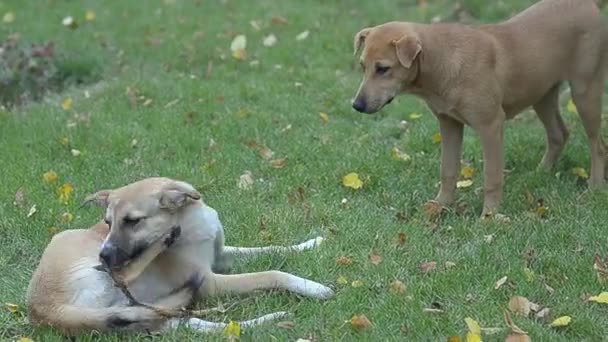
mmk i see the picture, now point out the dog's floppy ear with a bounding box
[159,181,202,210]
[353,27,372,56]
[81,190,112,207]
[392,36,422,68]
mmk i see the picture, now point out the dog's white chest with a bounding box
[67,257,119,307]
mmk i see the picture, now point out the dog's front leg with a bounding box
[433,114,464,207]
[476,113,505,218]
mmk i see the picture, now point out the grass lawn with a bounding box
[2,0,608,340]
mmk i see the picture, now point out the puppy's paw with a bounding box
[297,280,334,300]
[295,236,325,251]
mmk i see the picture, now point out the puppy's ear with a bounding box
[81,190,112,208]
[353,27,372,56]
[159,181,202,210]
[392,36,422,68]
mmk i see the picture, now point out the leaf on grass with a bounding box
[420,261,437,274]
[391,147,411,162]
[397,232,407,245]
[432,132,442,144]
[224,320,241,337]
[572,167,588,180]
[588,292,608,304]
[61,212,74,223]
[351,280,364,288]
[369,251,382,265]
[61,98,73,110]
[409,112,422,120]
[445,261,457,269]
[423,200,443,219]
[5,303,20,313]
[461,165,475,179]
[277,321,295,330]
[62,16,78,29]
[505,334,531,342]
[523,267,535,282]
[14,188,25,207]
[535,198,549,218]
[230,34,247,60]
[349,314,372,331]
[494,276,508,290]
[447,336,462,342]
[336,276,348,285]
[237,171,254,190]
[3,12,15,23]
[296,30,309,41]
[27,204,37,218]
[456,180,473,188]
[593,254,608,283]
[508,296,531,316]
[342,172,363,189]
[58,183,74,204]
[71,149,81,157]
[550,316,571,328]
[270,158,287,169]
[389,280,406,294]
[18,338,34,342]
[336,256,353,266]
[464,317,481,335]
[566,99,577,114]
[504,310,528,336]
[85,10,96,21]
[319,112,329,123]
[263,34,277,47]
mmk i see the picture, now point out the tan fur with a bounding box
[27,177,333,335]
[352,0,607,217]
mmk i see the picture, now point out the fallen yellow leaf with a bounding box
[550,315,571,328]
[336,276,348,285]
[523,267,535,282]
[461,165,475,179]
[464,317,481,335]
[342,172,363,189]
[351,280,364,288]
[589,292,608,304]
[566,99,577,114]
[389,280,406,294]
[465,332,482,342]
[409,113,422,120]
[447,336,462,342]
[61,212,74,223]
[432,132,442,144]
[319,112,329,123]
[494,276,508,290]
[223,320,241,337]
[5,303,20,313]
[3,12,15,23]
[85,10,96,21]
[61,98,73,110]
[572,167,588,179]
[230,35,247,60]
[18,338,34,342]
[43,171,58,184]
[457,180,473,188]
[57,183,74,204]
[391,147,411,162]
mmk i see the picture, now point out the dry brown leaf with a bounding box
[270,158,287,169]
[495,276,508,290]
[271,15,288,25]
[13,188,25,207]
[336,256,354,266]
[423,200,443,219]
[508,296,531,316]
[535,307,551,320]
[369,251,382,266]
[504,310,528,335]
[389,280,406,294]
[237,171,254,190]
[420,261,437,274]
[593,254,608,283]
[505,333,531,342]
[397,232,407,245]
[447,336,462,342]
[349,314,372,331]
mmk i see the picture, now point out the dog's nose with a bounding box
[99,242,117,267]
[352,97,367,112]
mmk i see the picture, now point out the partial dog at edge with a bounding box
[352,0,607,217]
[26,177,333,335]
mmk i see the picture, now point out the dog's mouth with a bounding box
[94,225,182,273]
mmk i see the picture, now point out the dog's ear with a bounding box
[353,27,372,56]
[159,181,202,210]
[81,190,112,208]
[392,36,422,68]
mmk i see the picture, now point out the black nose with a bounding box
[99,243,117,267]
[352,98,367,112]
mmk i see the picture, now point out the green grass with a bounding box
[2,0,608,340]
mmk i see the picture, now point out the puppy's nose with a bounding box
[99,242,122,268]
[352,97,367,112]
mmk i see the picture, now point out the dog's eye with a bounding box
[123,217,142,226]
[376,65,390,75]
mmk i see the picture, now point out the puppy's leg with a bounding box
[433,114,464,207]
[570,77,606,189]
[164,312,288,332]
[202,271,334,299]
[223,236,324,258]
[475,112,505,217]
[533,84,569,170]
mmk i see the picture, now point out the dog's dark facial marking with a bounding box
[106,315,136,329]
[163,226,181,247]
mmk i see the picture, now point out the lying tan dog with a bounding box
[26,177,333,335]
[352,0,607,217]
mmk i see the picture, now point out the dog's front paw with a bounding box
[301,282,334,300]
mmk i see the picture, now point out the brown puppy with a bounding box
[352,0,607,217]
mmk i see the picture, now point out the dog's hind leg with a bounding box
[202,271,334,299]
[533,83,569,170]
[164,311,288,333]
[222,236,324,258]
